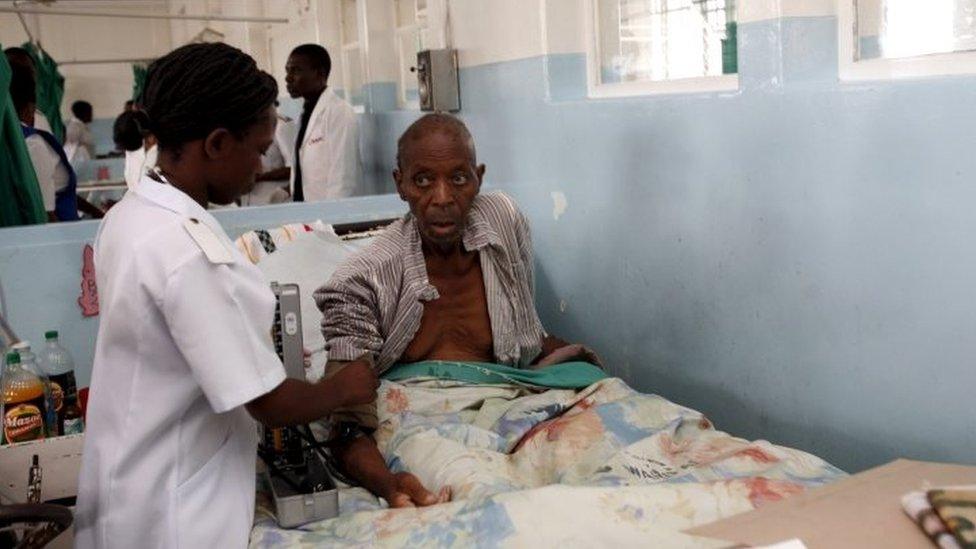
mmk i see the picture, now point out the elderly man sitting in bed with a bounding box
[314,113,600,507]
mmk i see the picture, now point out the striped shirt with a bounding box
[314,192,545,372]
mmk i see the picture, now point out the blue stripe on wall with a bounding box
[360,16,976,472]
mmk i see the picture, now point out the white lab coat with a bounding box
[273,114,297,169]
[74,173,286,549]
[291,88,362,201]
[65,117,96,158]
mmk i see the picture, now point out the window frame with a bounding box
[339,0,368,113]
[393,0,427,110]
[584,0,739,99]
[838,0,976,81]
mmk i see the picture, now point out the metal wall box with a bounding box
[417,48,460,112]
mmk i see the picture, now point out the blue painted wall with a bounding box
[359,16,976,472]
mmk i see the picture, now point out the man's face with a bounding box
[395,130,485,249]
[206,106,276,204]
[285,54,325,99]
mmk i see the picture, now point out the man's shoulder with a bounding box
[471,192,528,236]
[473,191,524,218]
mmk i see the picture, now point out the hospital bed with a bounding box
[236,220,846,548]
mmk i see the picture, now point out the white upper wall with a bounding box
[739,0,835,23]
[544,0,586,55]
[449,0,839,70]
[1,1,172,121]
[2,0,844,110]
[447,0,546,67]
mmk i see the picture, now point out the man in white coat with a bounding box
[285,44,361,202]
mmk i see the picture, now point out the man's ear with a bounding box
[475,164,486,189]
[203,128,234,160]
[393,168,407,200]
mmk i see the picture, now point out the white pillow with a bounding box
[255,228,374,381]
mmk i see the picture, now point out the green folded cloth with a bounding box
[382,360,608,389]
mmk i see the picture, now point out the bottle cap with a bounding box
[5,351,20,364]
[45,330,58,340]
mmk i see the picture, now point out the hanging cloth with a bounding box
[0,46,46,227]
[132,63,148,104]
[23,42,65,143]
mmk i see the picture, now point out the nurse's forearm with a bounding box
[245,378,342,427]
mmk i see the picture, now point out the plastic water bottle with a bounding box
[38,331,78,435]
[10,342,58,437]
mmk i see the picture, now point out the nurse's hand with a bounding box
[328,360,379,408]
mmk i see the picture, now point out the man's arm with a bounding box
[76,195,104,219]
[534,336,603,368]
[314,272,449,507]
[256,166,290,182]
[331,423,449,508]
[325,357,449,508]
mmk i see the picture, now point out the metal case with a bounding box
[417,48,460,112]
[263,282,341,527]
[263,453,339,528]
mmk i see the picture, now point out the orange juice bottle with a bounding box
[2,351,48,445]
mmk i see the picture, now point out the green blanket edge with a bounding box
[381,360,608,389]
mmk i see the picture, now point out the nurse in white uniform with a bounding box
[74,43,378,549]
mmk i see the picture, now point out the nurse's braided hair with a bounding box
[142,42,277,153]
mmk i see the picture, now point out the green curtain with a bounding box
[132,63,148,104]
[22,42,65,142]
[0,46,46,227]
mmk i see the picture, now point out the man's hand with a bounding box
[332,434,451,509]
[382,472,452,508]
[326,360,379,408]
[535,343,603,368]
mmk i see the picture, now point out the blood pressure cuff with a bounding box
[322,361,378,433]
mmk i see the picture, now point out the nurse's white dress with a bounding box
[74,173,286,548]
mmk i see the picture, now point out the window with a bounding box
[839,0,976,80]
[587,0,738,97]
[394,0,429,108]
[340,0,366,109]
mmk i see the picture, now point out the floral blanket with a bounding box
[251,375,844,548]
